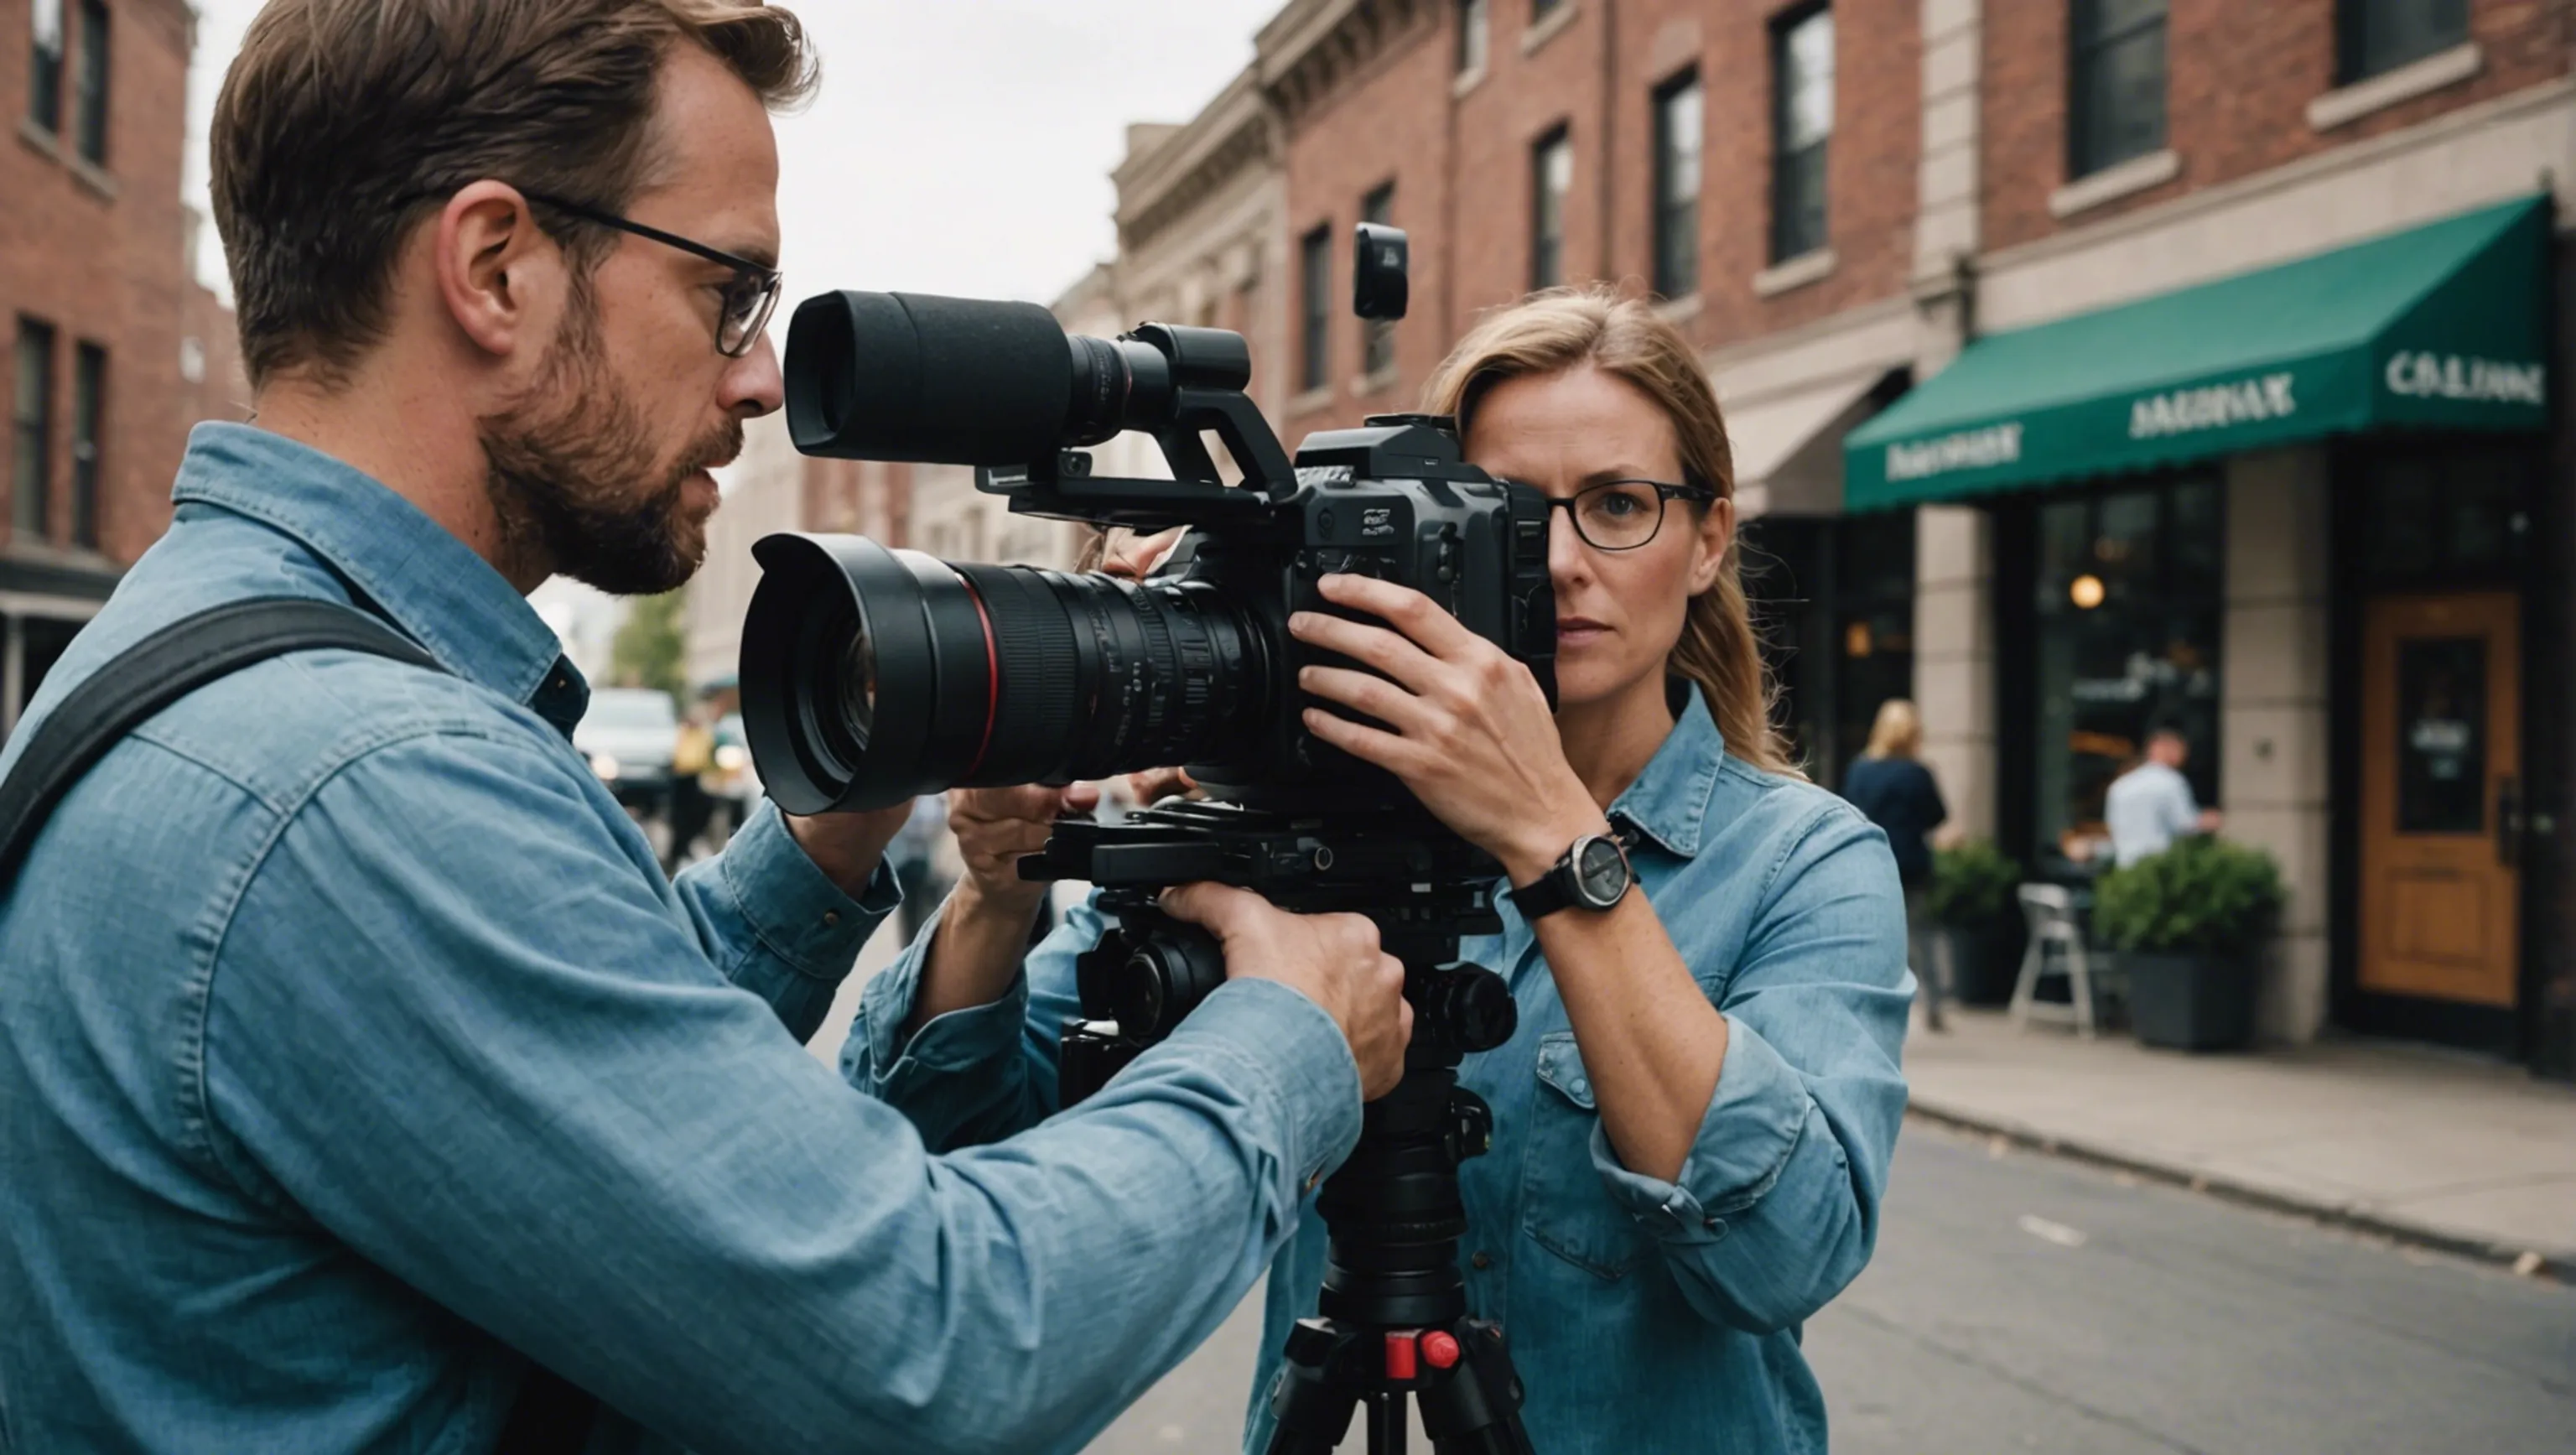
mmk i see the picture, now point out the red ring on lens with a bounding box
[955,573,1002,777]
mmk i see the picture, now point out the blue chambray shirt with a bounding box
[847,685,1913,1455]
[0,423,1364,1455]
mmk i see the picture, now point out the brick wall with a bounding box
[1270,0,1920,439]
[1983,0,2575,253]
[0,0,208,569]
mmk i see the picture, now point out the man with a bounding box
[2105,721,2224,866]
[0,3,1407,1452]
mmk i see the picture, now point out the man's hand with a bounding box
[783,803,913,897]
[951,782,1100,911]
[1161,883,1412,1099]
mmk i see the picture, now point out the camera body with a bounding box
[979,413,1557,812]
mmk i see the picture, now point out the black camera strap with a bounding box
[0,596,601,1453]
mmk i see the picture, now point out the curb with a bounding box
[1903,1099,2570,1284]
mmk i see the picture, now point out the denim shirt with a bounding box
[0,424,1363,1455]
[846,686,1914,1454]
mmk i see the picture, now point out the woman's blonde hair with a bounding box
[1420,285,1793,776]
[1863,699,1922,760]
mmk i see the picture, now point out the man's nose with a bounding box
[726,330,786,418]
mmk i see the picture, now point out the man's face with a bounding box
[2153,732,2189,768]
[479,44,784,595]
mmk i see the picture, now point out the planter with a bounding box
[1935,924,2018,1007]
[2124,951,2258,1051]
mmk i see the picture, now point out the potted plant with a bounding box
[2091,837,2284,1051]
[1925,839,2023,1006]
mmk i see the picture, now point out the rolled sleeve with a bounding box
[671,799,898,1042]
[1588,1012,1812,1243]
[851,902,1034,1099]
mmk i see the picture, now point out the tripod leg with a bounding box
[1265,1320,1361,1455]
[1367,1392,1405,1455]
[1415,1321,1535,1455]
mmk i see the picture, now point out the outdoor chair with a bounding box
[2008,882,2120,1038]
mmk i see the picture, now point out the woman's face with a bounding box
[1463,364,1732,712]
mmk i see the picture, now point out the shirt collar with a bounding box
[1605,679,1727,860]
[170,422,584,722]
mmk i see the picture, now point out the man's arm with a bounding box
[667,798,901,1041]
[198,729,1368,1455]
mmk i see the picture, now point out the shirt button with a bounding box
[1470,1251,1493,1271]
[823,911,841,927]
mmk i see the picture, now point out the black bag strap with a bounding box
[0,595,600,1452]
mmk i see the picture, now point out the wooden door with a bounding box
[2359,593,2521,1006]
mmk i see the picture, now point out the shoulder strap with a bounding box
[0,597,440,888]
[0,598,606,1450]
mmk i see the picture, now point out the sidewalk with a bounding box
[1901,1010,2576,1274]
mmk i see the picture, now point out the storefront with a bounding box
[1842,194,2557,1068]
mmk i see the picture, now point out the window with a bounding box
[1652,69,1703,298]
[1360,184,1396,377]
[2339,0,2469,84]
[1530,126,1571,289]
[1299,224,1332,393]
[1456,0,1489,76]
[13,320,55,537]
[28,0,63,133]
[70,342,102,548]
[2068,0,2167,178]
[72,0,106,165]
[2029,475,2224,868]
[1770,5,1834,263]
[1531,0,1565,20]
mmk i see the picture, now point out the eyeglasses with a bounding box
[1534,478,1721,552]
[520,191,782,357]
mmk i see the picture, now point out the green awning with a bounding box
[1844,195,2551,510]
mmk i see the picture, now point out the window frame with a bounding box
[1650,66,1703,299]
[70,340,103,549]
[2067,0,2168,179]
[1769,3,1835,265]
[1530,124,1572,290]
[28,0,65,133]
[1456,0,1490,76]
[1299,223,1332,395]
[1359,183,1397,378]
[72,0,106,166]
[13,318,57,538]
[2337,0,2471,86]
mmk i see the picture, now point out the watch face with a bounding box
[1574,836,1630,907]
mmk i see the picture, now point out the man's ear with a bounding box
[431,182,563,360]
[1686,493,1735,595]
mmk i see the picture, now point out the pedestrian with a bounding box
[1841,699,1950,1029]
[2106,720,2224,865]
[0,4,1412,1452]
[852,285,1912,1454]
[662,700,718,873]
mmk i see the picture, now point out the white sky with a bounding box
[182,0,1277,309]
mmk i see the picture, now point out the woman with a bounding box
[848,288,1912,1453]
[1841,699,1950,1028]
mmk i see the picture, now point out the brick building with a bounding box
[3,0,248,735]
[1108,0,2575,1075]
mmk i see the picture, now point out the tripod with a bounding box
[1038,804,1540,1454]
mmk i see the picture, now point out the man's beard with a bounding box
[478,294,739,595]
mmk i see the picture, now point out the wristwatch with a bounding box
[1509,831,1633,920]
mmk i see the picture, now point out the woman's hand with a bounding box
[948,782,1098,912]
[1290,573,1605,884]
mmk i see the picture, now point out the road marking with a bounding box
[2018,1213,2089,1248]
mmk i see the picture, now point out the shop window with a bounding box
[1742,511,1915,787]
[2338,0,2468,85]
[1298,224,1331,394]
[73,0,106,165]
[1456,0,1489,75]
[1360,183,1395,377]
[1530,126,1571,288]
[2068,0,2166,179]
[1770,4,1833,264]
[2030,474,2224,869]
[28,0,63,133]
[13,319,54,537]
[2356,448,2527,587]
[1651,68,1702,298]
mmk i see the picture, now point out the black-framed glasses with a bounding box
[520,191,782,357]
[1535,478,1720,551]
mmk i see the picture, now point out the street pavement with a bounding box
[1085,1122,2576,1454]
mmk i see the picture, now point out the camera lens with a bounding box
[740,533,1272,813]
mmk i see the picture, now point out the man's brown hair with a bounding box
[211,0,817,391]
